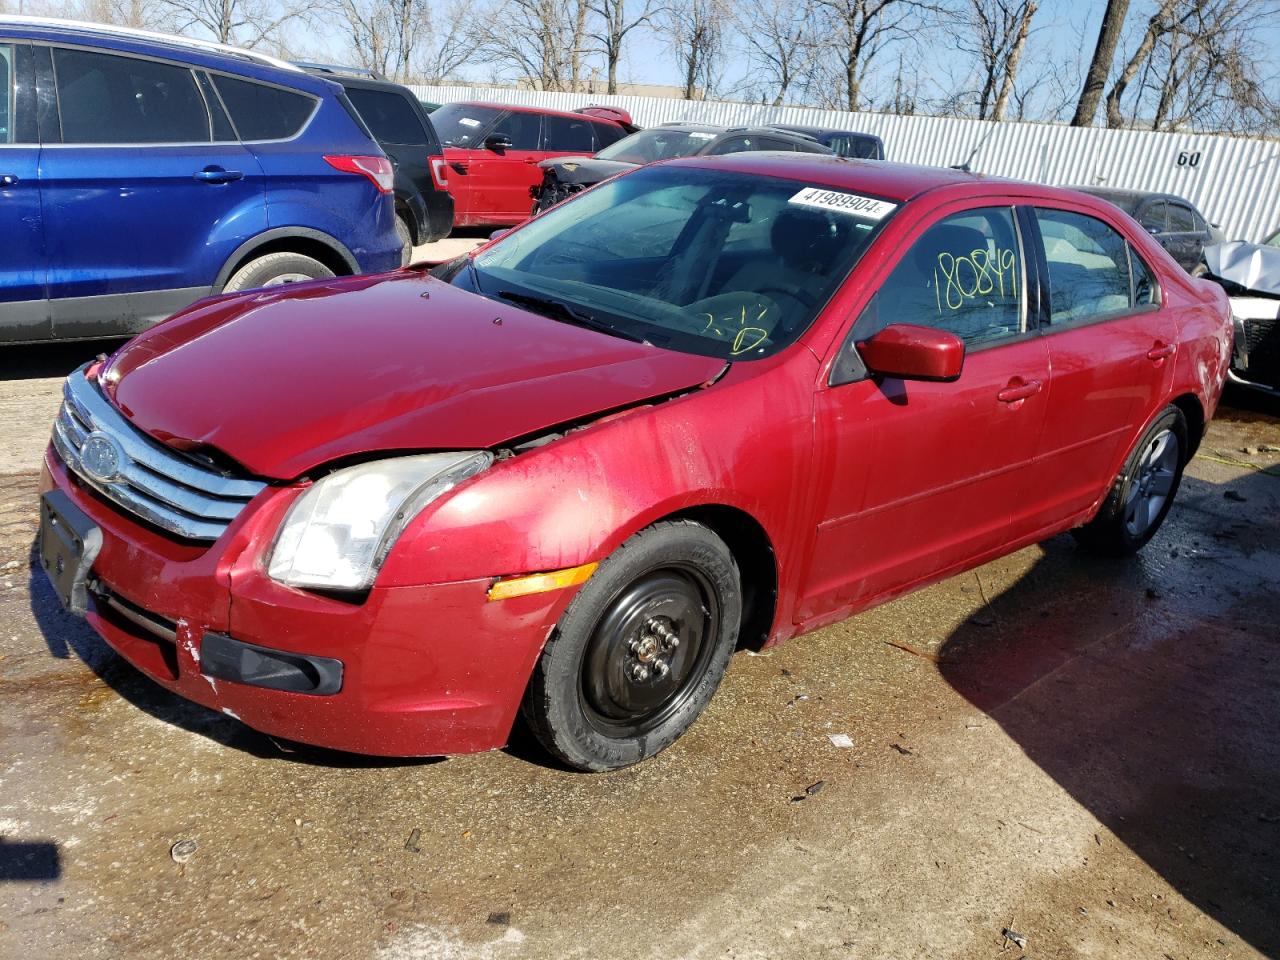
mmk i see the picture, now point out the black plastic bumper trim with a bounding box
[201,632,343,696]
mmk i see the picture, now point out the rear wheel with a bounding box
[1073,405,1187,556]
[522,521,742,771]
[395,213,413,267]
[223,252,334,293]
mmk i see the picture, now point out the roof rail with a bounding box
[0,15,302,73]
[294,60,386,80]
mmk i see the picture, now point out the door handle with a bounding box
[997,377,1042,403]
[450,161,469,174]
[194,167,244,183]
[523,157,539,164]
[0,173,18,186]
[1147,342,1176,361]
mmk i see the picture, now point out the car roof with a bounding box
[304,71,421,98]
[654,122,728,134]
[769,124,881,141]
[0,15,335,94]
[1073,186,1197,212]
[665,152,993,203]
[450,100,626,125]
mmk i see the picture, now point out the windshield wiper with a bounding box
[495,290,644,342]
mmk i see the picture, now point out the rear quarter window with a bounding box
[593,121,627,149]
[212,74,315,141]
[345,87,429,145]
[52,47,210,144]
[544,114,595,152]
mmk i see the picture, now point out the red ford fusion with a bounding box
[38,155,1231,771]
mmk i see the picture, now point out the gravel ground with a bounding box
[0,336,1277,959]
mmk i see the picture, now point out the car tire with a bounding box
[222,252,335,293]
[522,520,742,772]
[1073,405,1188,556]
[395,214,413,267]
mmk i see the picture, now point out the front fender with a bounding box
[376,356,817,598]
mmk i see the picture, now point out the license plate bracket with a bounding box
[38,489,102,616]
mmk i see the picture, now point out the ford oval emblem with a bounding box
[80,432,124,483]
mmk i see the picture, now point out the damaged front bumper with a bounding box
[38,450,574,757]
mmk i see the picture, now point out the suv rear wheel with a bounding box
[395,214,413,267]
[223,252,335,292]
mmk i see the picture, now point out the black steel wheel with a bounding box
[523,521,742,771]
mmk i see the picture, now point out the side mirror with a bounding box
[485,134,514,151]
[858,324,965,382]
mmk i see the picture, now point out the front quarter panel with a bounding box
[377,353,818,632]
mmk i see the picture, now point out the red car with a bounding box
[431,101,635,227]
[38,155,1231,771]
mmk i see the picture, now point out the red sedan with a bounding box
[38,155,1231,771]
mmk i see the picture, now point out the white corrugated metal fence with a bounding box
[411,84,1280,242]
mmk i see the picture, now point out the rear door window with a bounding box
[345,87,428,145]
[211,74,315,141]
[707,136,754,155]
[52,47,210,143]
[1036,208,1148,324]
[544,114,595,152]
[1167,203,1196,233]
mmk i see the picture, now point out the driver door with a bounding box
[799,204,1051,622]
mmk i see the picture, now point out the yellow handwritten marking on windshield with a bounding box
[935,247,1018,312]
[731,327,769,354]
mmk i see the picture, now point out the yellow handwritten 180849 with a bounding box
[934,247,1018,312]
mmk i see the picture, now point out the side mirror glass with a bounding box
[485,134,514,151]
[858,323,965,382]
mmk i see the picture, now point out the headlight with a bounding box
[267,451,493,591]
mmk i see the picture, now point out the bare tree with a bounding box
[68,0,173,29]
[810,0,932,112]
[658,0,727,99]
[474,0,593,91]
[957,0,1037,121]
[1071,0,1130,125]
[1103,0,1177,127]
[329,0,473,82]
[588,0,659,94]
[735,0,819,106]
[156,0,300,47]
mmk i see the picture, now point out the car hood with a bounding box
[100,273,726,480]
[537,156,639,184]
[1204,241,1280,296]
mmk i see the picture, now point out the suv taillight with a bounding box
[324,155,394,194]
[429,155,449,189]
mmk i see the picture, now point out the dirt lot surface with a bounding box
[0,339,1277,959]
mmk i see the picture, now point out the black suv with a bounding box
[532,123,833,214]
[300,64,453,261]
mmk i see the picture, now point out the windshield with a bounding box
[449,165,894,360]
[596,128,719,165]
[431,103,501,147]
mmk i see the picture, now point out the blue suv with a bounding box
[0,17,402,343]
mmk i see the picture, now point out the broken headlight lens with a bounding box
[267,452,493,591]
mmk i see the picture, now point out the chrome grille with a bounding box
[51,370,266,541]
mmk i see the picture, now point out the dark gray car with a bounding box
[532,123,834,214]
[1075,187,1224,275]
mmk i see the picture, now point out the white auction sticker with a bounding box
[789,187,896,220]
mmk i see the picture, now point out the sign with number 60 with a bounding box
[1177,151,1202,168]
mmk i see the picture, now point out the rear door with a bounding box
[0,41,49,342]
[1165,201,1202,271]
[40,45,265,337]
[1020,205,1177,531]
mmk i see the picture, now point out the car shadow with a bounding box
[26,539,438,770]
[0,340,127,383]
[935,464,1280,956]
